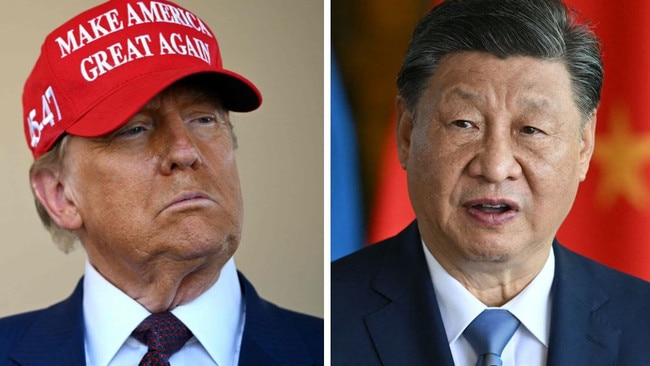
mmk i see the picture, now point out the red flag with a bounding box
[557,0,650,281]
[367,111,415,244]
[366,2,440,244]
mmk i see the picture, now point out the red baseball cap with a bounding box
[23,0,262,159]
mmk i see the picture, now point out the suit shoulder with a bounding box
[0,308,46,355]
[556,244,650,332]
[238,272,323,365]
[332,236,392,275]
[269,304,323,345]
[560,244,650,295]
[332,221,420,286]
[249,298,324,365]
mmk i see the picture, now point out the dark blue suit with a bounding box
[332,221,650,365]
[0,273,323,366]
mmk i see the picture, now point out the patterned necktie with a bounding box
[132,312,193,366]
[464,309,520,366]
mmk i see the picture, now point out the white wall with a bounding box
[0,0,323,318]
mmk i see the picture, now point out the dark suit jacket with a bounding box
[332,221,650,365]
[0,272,323,366]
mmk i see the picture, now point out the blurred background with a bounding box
[0,0,323,317]
[331,0,650,283]
[331,0,427,259]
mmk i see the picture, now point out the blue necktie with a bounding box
[464,309,520,366]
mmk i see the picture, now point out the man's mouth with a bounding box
[159,190,215,215]
[472,203,511,213]
[464,199,519,225]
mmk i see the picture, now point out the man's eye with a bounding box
[114,125,148,139]
[192,116,216,124]
[452,120,475,129]
[521,126,542,135]
[123,126,147,135]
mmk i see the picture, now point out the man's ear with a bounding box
[30,168,82,230]
[396,97,415,170]
[578,110,597,182]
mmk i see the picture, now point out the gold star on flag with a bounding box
[592,105,650,210]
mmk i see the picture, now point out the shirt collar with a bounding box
[83,257,244,366]
[172,258,244,366]
[504,247,554,347]
[422,242,554,347]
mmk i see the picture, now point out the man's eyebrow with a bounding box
[518,97,551,111]
[441,86,553,111]
[441,86,484,103]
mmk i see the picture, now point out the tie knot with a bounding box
[464,309,520,365]
[132,312,193,365]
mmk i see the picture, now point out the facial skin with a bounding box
[396,52,596,306]
[32,83,242,312]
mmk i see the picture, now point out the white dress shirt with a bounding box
[83,257,245,366]
[422,242,554,366]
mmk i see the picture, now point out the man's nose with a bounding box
[466,129,522,183]
[158,118,202,174]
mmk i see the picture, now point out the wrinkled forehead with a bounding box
[417,52,577,113]
[142,76,227,112]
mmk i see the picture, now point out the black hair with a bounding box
[397,0,603,120]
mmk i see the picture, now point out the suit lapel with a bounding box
[237,273,316,366]
[546,243,621,366]
[239,336,283,366]
[360,228,623,365]
[9,280,86,366]
[365,222,455,366]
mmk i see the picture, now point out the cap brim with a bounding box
[66,67,262,138]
